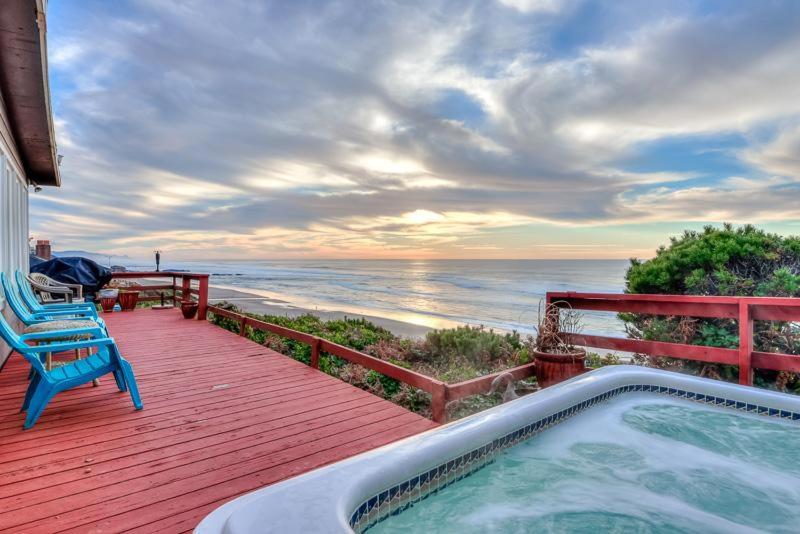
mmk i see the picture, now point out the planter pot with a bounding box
[100,296,117,313]
[534,349,587,388]
[181,301,199,319]
[118,291,139,311]
[99,288,119,299]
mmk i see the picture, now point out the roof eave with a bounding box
[0,0,60,187]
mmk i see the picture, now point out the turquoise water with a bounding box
[368,394,800,533]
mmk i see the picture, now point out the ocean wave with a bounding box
[140,259,629,336]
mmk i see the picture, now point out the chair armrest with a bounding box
[63,283,83,299]
[39,300,95,310]
[21,326,107,342]
[28,278,75,303]
[49,281,83,299]
[32,315,100,325]
[20,336,115,354]
[33,307,95,317]
[33,309,97,321]
[39,304,96,312]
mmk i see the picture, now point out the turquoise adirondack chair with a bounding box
[3,272,109,376]
[0,310,142,429]
[15,270,97,316]
[1,273,104,329]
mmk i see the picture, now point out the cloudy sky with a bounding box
[35,0,800,260]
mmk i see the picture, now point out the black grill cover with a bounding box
[30,257,113,300]
[29,255,48,269]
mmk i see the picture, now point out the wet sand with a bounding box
[207,285,433,339]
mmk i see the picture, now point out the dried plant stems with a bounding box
[534,301,583,354]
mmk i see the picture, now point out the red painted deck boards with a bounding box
[0,309,437,533]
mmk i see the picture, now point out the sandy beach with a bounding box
[208,285,433,339]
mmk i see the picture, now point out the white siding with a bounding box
[0,69,34,368]
[0,149,28,302]
[0,128,29,366]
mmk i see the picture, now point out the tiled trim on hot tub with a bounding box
[350,383,800,532]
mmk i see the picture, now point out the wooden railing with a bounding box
[547,292,800,386]
[110,271,209,320]
[207,305,536,424]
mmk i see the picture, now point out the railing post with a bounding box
[181,276,190,304]
[738,300,753,386]
[310,337,322,369]
[238,316,247,336]
[172,275,177,306]
[431,384,448,424]
[197,275,209,320]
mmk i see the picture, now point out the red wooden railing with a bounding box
[547,292,800,386]
[110,271,209,320]
[206,305,536,423]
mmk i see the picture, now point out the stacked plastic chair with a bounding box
[14,271,99,319]
[0,310,142,428]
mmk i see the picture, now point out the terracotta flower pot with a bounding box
[534,349,587,388]
[181,301,198,319]
[100,296,117,313]
[118,291,139,311]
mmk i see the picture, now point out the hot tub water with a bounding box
[369,394,800,533]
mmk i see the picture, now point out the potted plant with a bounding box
[533,302,586,388]
[118,289,140,311]
[181,300,199,319]
[98,288,118,313]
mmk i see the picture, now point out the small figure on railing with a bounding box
[154,250,161,272]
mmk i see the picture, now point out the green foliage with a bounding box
[425,326,523,362]
[421,326,529,383]
[585,352,621,369]
[358,325,531,384]
[623,224,800,394]
[756,267,800,297]
[695,322,738,348]
[626,224,800,296]
[210,303,534,418]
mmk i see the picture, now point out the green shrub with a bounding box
[626,223,800,296]
[209,302,535,418]
[420,326,530,383]
[585,352,621,369]
[624,224,800,393]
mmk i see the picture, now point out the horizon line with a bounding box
[123,256,642,262]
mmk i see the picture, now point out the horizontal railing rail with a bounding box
[207,305,536,423]
[547,292,800,385]
[110,271,209,320]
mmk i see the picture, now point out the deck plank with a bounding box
[0,309,437,532]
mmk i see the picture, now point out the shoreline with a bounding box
[207,285,434,339]
[205,284,631,358]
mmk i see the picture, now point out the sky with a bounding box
[32,0,800,261]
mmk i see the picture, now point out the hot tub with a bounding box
[196,366,800,533]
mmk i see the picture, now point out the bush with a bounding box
[585,352,621,369]
[626,223,800,296]
[209,303,535,418]
[623,224,800,393]
[421,326,530,383]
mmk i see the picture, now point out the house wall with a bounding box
[0,88,30,368]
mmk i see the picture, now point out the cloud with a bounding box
[36,0,800,259]
[88,208,539,259]
[743,125,800,180]
[612,178,800,224]
[497,0,562,13]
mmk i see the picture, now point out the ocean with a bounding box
[122,259,630,337]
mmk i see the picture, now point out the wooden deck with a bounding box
[0,309,437,533]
